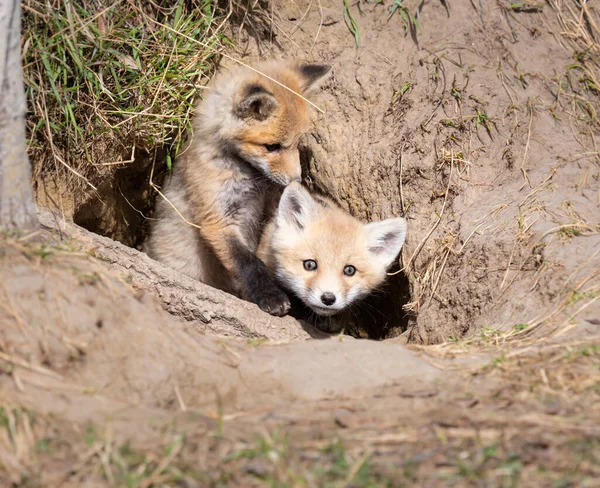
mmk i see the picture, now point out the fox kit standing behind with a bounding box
[145,61,330,316]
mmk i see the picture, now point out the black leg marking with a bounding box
[228,238,291,316]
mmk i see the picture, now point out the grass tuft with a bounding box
[23,0,229,207]
[389,0,420,34]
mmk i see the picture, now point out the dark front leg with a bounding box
[228,237,291,316]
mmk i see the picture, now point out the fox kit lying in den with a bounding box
[257,182,407,318]
[145,60,331,316]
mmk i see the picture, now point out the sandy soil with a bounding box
[2,0,599,486]
[247,0,600,343]
[0,233,598,485]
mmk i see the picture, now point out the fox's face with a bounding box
[268,183,407,316]
[201,62,331,186]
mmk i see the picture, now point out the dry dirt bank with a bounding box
[2,0,599,485]
[0,230,598,486]
[238,0,600,342]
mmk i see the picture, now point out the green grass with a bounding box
[343,0,361,54]
[23,0,228,192]
[389,0,420,34]
[559,225,583,240]
[342,0,421,46]
[507,1,544,13]
[474,108,494,138]
[391,81,413,104]
[224,434,396,486]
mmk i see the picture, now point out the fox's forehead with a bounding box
[301,214,371,266]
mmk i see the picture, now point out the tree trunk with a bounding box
[0,0,38,230]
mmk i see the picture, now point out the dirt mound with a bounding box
[253,0,600,341]
[0,233,440,483]
[0,232,438,405]
[7,1,600,483]
[1,233,598,486]
[28,0,599,342]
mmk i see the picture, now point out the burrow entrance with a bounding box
[71,143,414,340]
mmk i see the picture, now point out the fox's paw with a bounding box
[257,286,291,317]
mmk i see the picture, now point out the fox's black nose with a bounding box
[321,293,336,306]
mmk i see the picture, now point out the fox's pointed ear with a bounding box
[277,182,317,231]
[295,63,332,94]
[235,84,278,121]
[364,218,407,267]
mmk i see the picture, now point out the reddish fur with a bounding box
[146,60,330,311]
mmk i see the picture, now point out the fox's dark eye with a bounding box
[343,265,356,277]
[303,259,317,271]
[265,143,281,152]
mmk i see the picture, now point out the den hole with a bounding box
[76,143,414,340]
[73,148,169,249]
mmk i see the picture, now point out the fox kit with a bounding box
[257,182,407,317]
[145,60,331,316]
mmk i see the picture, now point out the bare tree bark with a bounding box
[0,0,38,230]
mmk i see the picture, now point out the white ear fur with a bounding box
[277,182,317,231]
[364,218,407,267]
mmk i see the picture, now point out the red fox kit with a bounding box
[257,183,407,317]
[145,61,330,316]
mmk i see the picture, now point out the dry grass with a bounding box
[546,0,600,155]
[2,337,597,486]
[204,337,600,486]
[0,406,48,485]
[399,148,465,315]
